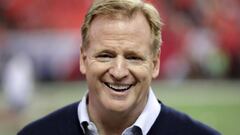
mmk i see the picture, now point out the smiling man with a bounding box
[18,0,220,135]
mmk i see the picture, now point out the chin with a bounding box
[104,99,133,113]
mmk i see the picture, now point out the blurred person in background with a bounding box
[1,52,35,128]
[18,0,220,135]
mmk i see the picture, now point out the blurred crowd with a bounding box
[156,0,240,79]
[0,0,240,81]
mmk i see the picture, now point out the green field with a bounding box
[0,80,240,135]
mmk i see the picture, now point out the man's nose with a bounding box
[109,56,129,80]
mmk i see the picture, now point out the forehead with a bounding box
[88,12,152,44]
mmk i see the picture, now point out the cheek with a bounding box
[129,63,154,81]
[85,61,113,85]
[86,59,110,74]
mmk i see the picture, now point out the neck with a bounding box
[88,98,147,135]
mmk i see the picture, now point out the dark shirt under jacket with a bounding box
[17,101,221,135]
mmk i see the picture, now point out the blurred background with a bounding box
[0,0,239,135]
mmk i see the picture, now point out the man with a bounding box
[18,0,220,135]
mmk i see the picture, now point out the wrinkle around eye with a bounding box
[95,55,113,62]
[93,50,116,62]
[125,55,148,65]
[86,56,99,64]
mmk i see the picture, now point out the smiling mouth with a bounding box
[104,82,133,92]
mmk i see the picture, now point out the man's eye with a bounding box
[127,56,143,61]
[97,54,113,58]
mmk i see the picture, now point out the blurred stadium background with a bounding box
[0,0,240,135]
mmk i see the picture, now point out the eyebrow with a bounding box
[94,49,116,55]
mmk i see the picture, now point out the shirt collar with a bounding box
[131,88,161,135]
[77,88,161,135]
[78,93,90,123]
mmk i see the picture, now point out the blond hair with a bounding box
[81,0,163,55]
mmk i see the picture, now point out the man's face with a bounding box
[80,12,160,113]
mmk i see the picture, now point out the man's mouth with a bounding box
[104,82,133,92]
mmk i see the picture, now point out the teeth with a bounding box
[105,83,132,92]
[109,84,129,90]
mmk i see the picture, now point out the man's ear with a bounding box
[152,50,160,78]
[79,47,87,75]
